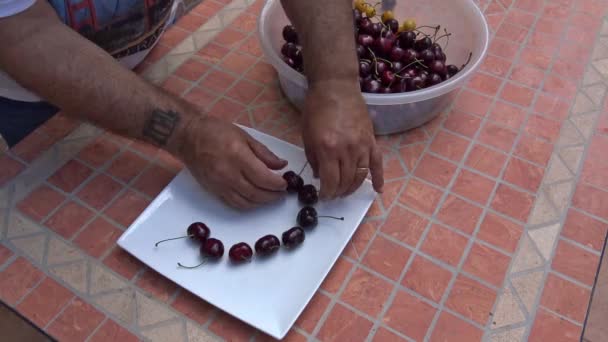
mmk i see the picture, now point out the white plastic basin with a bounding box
[258,0,489,135]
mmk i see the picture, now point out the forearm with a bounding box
[0,1,197,155]
[280,0,359,86]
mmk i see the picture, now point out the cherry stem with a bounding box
[434,32,452,45]
[318,215,345,221]
[378,57,393,66]
[461,52,473,69]
[298,161,308,176]
[177,259,207,269]
[155,235,192,247]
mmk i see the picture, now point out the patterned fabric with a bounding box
[47,0,176,59]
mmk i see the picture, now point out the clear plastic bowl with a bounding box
[258,0,489,135]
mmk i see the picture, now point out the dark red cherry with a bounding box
[414,37,433,51]
[420,49,435,65]
[359,18,373,35]
[431,43,443,56]
[370,22,383,38]
[282,227,305,248]
[283,171,304,193]
[202,238,224,258]
[356,44,368,59]
[359,60,372,78]
[298,184,318,205]
[358,34,374,47]
[381,70,396,86]
[447,64,459,76]
[255,234,281,256]
[282,56,296,69]
[385,18,399,33]
[428,73,443,86]
[297,206,344,229]
[229,242,253,263]
[398,31,416,48]
[374,37,394,56]
[406,76,424,91]
[363,79,381,93]
[392,61,404,73]
[430,60,446,76]
[282,25,298,44]
[436,51,447,63]
[281,42,298,59]
[390,46,405,62]
[402,48,418,64]
[353,9,362,23]
[187,222,210,242]
[374,60,389,75]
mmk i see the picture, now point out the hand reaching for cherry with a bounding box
[178,116,288,210]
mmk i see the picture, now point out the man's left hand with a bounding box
[301,79,384,200]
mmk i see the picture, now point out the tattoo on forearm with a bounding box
[143,109,180,146]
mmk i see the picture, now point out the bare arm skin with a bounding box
[0,1,287,209]
[280,0,384,199]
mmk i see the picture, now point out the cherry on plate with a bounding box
[154,222,210,247]
[229,242,254,264]
[255,234,281,256]
[282,25,298,44]
[283,171,304,193]
[297,206,344,229]
[282,227,305,249]
[177,238,224,269]
[298,184,319,205]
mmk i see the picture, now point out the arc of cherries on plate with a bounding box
[154,162,345,268]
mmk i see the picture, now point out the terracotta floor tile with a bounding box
[175,12,206,32]
[183,86,218,110]
[561,209,608,251]
[581,157,608,190]
[220,51,258,75]
[503,157,544,192]
[89,319,139,342]
[47,299,104,342]
[197,42,230,64]
[192,0,223,17]
[46,201,95,239]
[465,144,507,178]
[496,23,529,43]
[133,164,176,198]
[348,222,378,260]
[16,277,73,327]
[238,34,264,57]
[430,312,483,342]
[320,257,354,294]
[209,312,255,342]
[540,274,591,322]
[245,61,277,84]
[520,46,553,71]
[478,122,518,152]
[402,256,453,303]
[529,308,582,342]
[383,152,407,180]
[159,27,189,48]
[414,155,458,188]
[12,131,53,163]
[536,17,566,35]
[77,137,120,168]
[525,114,562,142]
[572,183,608,220]
[477,213,523,253]
[383,290,436,341]
[500,82,536,107]
[506,8,536,27]
[104,190,150,227]
[467,73,503,96]
[208,98,247,122]
[161,75,191,96]
[452,170,496,205]
[295,292,330,333]
[444,110,482,138]
[552,57,585,81]
[534,93,570,121]
[399,179,443,215]
[381,206,428,247]
[463,243,510,286]
[421,224,469,267]
[514,134,553,166]
[398,144,425,172]
[171,290,215,326]
[0,245,13,266]
[136,268,178,302]
[362,235,411,280]
[74,217,121,258]
[509,63,545,89]
[200,69,238,94]
[552,240,600,286]
[372,327,408,341]
[341,268,394,317]
[430,131,470,162]
[378,180,404,210]
[0,154,24,187]
[226,79,265,105]
[0,258,44,305]
[543,75,577,100]
[18,185,66,222]
[454,89,494,117]
[76,174,122,210]
[38,114,79,141]
[103,247,144,280]
[488,38,519,59]
[318,303,373,342]
[214,28,247,49]
[491,184,534,222]
[437,195,483,235]
[231,11,257,32]
[174,58,211,82]
[106,151,149,184]
[446,275,497,324]
[48,160,93,193]
[489,101,527,130]
[480,54,512,78]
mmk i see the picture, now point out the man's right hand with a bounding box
[177,116,288,210]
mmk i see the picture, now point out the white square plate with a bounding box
[117,126,376,339]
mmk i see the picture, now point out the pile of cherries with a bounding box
[279,0,472,94]
[154,164,344,268]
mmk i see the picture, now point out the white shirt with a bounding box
[0,0,179,102]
